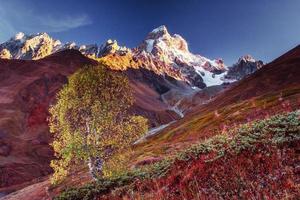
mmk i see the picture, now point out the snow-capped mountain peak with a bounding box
[14,32,26,41]
[238,54,256,63]
[151,25,168,33]
[0,26,260,88]
[134,25,229,88]
[139,26,225,71]
[0,32,62,60]
[0,32,99,60]
[98,39,129,57]
[226,55,263,80]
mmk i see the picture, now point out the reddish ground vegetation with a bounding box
[51,112,299,200]
[27,103,49,127]
[117,141,299,200]
[99,111,300,200]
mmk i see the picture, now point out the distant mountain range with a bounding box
[0,25,263,88]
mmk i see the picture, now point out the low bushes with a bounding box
[55,111,300,200]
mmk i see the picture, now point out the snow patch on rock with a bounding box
[15,32,25,41]
[151,25,167,33]
[194,66,225,87]
[145,39,155,53]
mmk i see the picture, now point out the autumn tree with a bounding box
[49,65,148,184]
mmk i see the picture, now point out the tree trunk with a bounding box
[88,156,104,180]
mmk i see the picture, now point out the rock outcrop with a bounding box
[0,49,12,59]
[0,32,99,60]
[98,39,129,57]
[0,32,61,60]
[226,55,263,80]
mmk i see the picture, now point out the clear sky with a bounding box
[1,0,300,65]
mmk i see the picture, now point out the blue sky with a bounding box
[0,0,300,65]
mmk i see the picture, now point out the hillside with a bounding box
[55,111,300,200]
[50,45,300,200]
[1,44,299,200]
[132,45,300,161]
[54,47,300,199]
[0,50,95,192]
[0,49,190,194]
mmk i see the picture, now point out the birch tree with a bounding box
[49,65,148,184]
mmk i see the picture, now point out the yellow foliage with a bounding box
[49,64,148,184]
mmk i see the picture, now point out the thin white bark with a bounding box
[88,157,104,180]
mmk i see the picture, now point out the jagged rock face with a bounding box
[142,26,189,53]
[98,39,129,57]
[0,49,12,59]
[0,32,62,60]
[135,26,230,88]
[60,42,99,57]
[0,33,99,60]
[137,26,226,70]
[79,44,98,57]
[226,55,263,80]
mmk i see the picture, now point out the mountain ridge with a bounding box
[0,26,262,88]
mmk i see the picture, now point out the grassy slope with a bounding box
[55,111,300,200]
